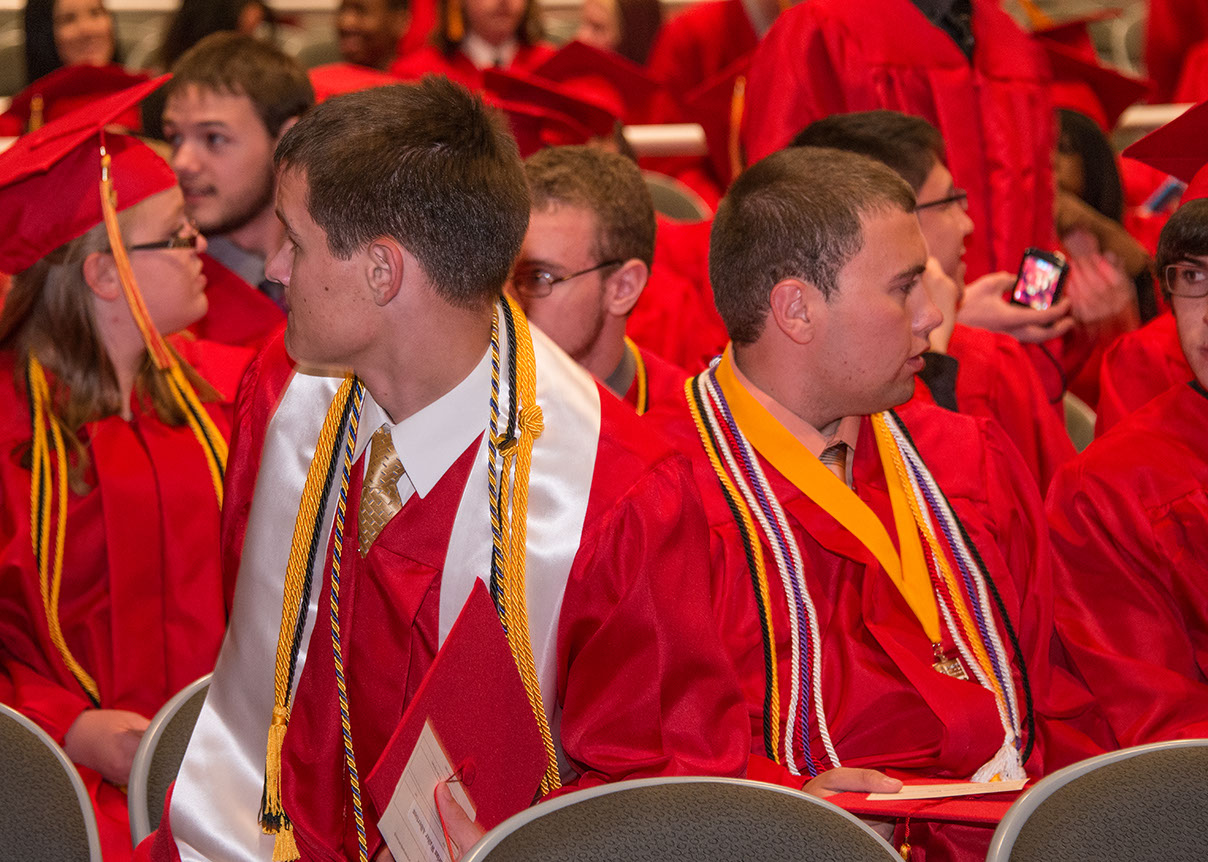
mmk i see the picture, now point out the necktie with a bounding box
[359,425,404,556]
[819,442,849,485]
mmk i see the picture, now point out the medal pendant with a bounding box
[932,644,969,680]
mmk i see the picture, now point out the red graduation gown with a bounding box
[647,396,1110,862]
[742,0,1054,281]
[188,253,284,351]
[183,334,749,861]
[1146,0,1208,102]
[645,0,758,101]
[624,344,688,414]
[1047,382,1208,746]
[388,42,557,91]
[914,323,1074,493]
[0,338,250,862]
[1094,311,1192,436]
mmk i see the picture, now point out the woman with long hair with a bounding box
[0,84,249,860]
[23,0,121,85]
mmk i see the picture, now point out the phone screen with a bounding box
[1012,254,1064,311]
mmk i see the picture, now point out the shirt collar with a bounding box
[460,32,518,69]
[727,346,860,457]
[354,345,492,498]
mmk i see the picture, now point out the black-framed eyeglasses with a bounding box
[1164,263,1208,299]
[124,222,203,253]
[511,259,623,298]
[916,189,969,212]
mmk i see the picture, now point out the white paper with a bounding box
[378,721,478,862]
[865,778,1028,801]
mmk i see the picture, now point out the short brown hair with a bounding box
[274,76,531,308]
[524,145,655,267]
[791,110,945,194]
[1156,198,1208,300]
[710,147,916,344]
[164,32,313,138]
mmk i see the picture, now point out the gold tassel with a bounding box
[29,93,44,132]
[98,143,174,370]
[728,76,746,184]
[446,0,464,43]
[272,825,299,861]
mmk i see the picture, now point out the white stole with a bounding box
[170,321,600,861]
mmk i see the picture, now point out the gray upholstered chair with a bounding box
[0,702,102,862]
[987,739,1208,862]
[460,775,901,862]
[128,673,211,846]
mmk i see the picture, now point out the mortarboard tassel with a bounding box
[728,76,746,185]
[446,0,465,44]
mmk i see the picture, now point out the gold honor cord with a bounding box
[27,355,101,705]
[623,337,648,416]
[260,375,355,859]
[491,297,559,794]
[99,143,227,503]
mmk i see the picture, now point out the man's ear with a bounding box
[603,258,648,318]
[365,237,405,306]
[274,115,301,145]
[768,277,823,345]
[82,251,122,301]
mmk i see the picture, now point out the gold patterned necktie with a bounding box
[359,425,404,556]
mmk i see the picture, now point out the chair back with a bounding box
[461,776,901,862]
[643,171,711,221]
[0,703,102,862]
[988,739,1208,862]
[1062,390,1096,452]
[128,673,211,846]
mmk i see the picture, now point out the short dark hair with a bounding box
[1156,198,1208,299]
[710,147,916,344]
[524,145,655,267]
[158,0,277,71]
[791,111,945,194]
[164,32,313,138]
[274,76,531,308]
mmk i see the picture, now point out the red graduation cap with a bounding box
[1032,9,1122,62]
[484,94,596,158]
[0,63,150,137]
[483,67,617,141]
[0,75,174,280]
[681,52,751,188]
[1043,40,1151,131]
[532,39,664,125]
[307,62,402,103]
[1123,100,1208,202]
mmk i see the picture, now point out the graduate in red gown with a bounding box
[512,145,688,414]
[649,215,730,369]
[389,0,554,90]
[140,79,748,862]
[742,0,1055,283]
[646,148,1110,862]
[644,0,761,101]
[0,81,248,861]
[1094,311,1192,435]
[792,110,1075,492]
[1047,196,1208,746]
[162,34,312,349]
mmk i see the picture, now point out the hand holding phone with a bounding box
[1011,248,1069,311]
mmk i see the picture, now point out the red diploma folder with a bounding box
[365,580,549,830]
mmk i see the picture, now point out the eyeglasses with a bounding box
[510,259,623,298]
[916,189,969,212]
[1164,263,1208,299]
[125,222,203,253]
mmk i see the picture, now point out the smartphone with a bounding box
[1011,248,1069,311]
